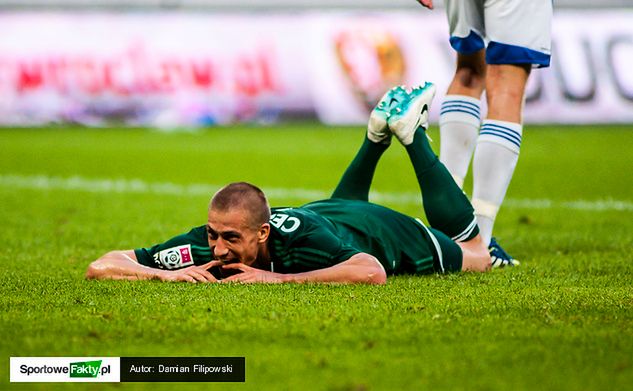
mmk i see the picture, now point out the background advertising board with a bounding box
[1,11,632,126]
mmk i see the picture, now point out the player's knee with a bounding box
[477,252,492,272]
[459,241,491,272]
[473,244,492,272]
[464,252,491,273]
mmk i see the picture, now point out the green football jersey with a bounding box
[286,199,462,274]
[134,199,462,275]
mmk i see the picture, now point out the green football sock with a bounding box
[405,127,479,240]
[331,136,388,201]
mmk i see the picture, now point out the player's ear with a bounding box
[257,223,270,243]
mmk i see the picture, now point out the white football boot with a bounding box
[388,82,436,146]
[367,85,408,145]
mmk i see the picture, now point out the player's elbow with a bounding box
[354,255,387,285]
[85,259,107,280]
[367,265,387,285]
[85,251,118,280]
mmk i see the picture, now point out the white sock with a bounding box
[472,119,522,245]
[439,95,481,188]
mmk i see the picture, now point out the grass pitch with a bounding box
[1,124,632,390]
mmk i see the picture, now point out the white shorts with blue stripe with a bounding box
[444,0,552,68]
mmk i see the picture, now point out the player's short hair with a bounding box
[210,182,271,229]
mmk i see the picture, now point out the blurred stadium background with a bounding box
[2,0,633,128]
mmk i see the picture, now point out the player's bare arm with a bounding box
[220,253,387,285]
[86,251,220,283]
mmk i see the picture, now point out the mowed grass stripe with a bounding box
[1,173,632,212]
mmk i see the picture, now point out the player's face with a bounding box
[206,207,264,266]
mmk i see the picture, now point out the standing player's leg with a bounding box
[471,0,552,247]
[331,86,408,201]
[439,51,486,189]
[471,63,529,246]
[438,0,486,188]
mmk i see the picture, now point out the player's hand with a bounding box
[416,0,434,10]
[219,263,285,284]
[159,261,222,283]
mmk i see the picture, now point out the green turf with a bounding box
[1,125,632,390]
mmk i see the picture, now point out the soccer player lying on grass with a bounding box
[87,83,507,285]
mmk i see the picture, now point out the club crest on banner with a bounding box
[334,28,406,112]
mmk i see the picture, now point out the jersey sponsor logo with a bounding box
[153,244,194,269]
[270,213,301,233]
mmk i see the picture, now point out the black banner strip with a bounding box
[120,357,245,382]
